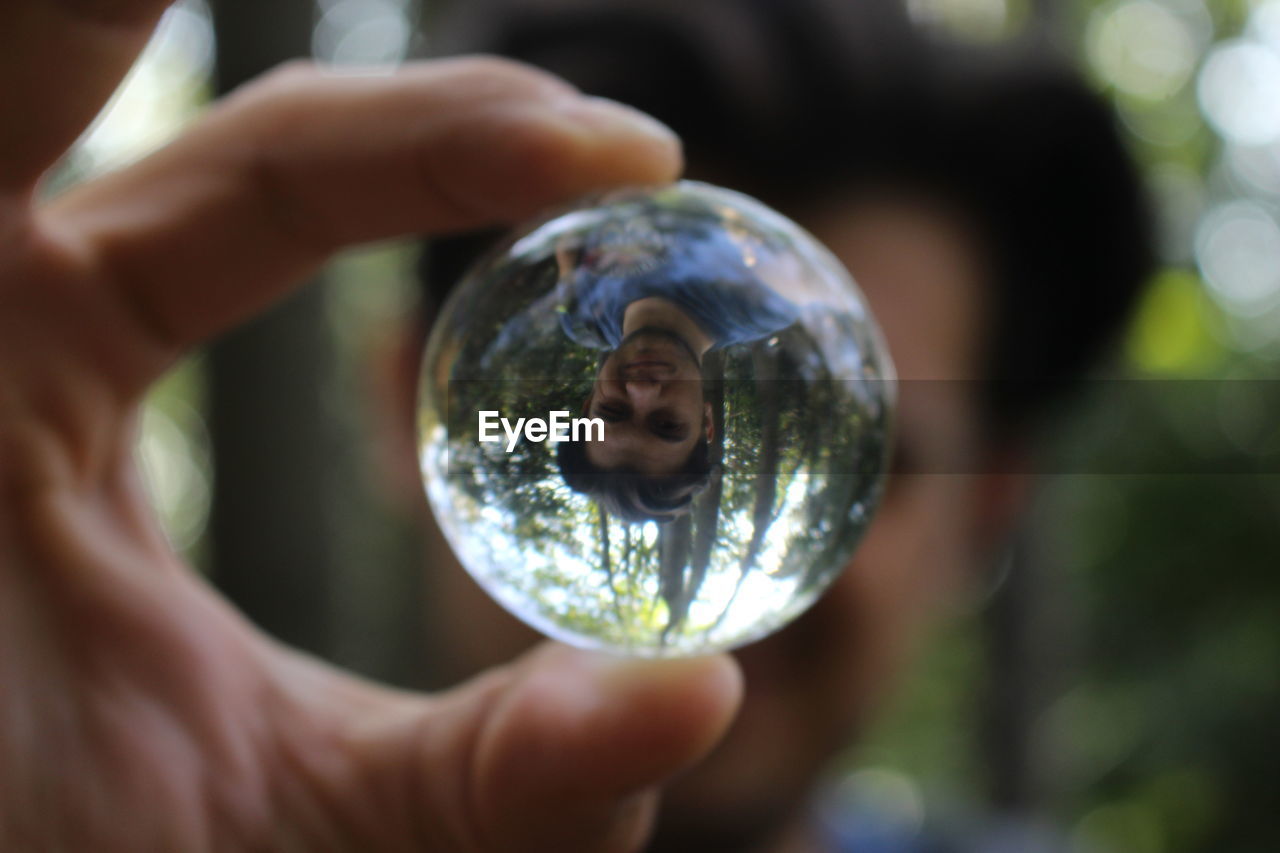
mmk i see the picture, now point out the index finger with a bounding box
[44,58,683,395]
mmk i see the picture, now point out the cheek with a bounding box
[841,474,977,675]
[860,471,967,612]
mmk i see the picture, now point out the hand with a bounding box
[0,4,741,850]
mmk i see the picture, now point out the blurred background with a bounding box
[50,1,1280,850]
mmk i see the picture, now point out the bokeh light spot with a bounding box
[1195,199,1280,315]
[1197,40,1280,145]
[313,0,412,67]
[1126,269,1222,374]
[1088,0,1201,100]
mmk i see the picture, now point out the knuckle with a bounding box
[231,60,323,111]
[443,54,578,101]
[262,58,322,86]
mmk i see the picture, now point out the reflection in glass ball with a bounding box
[418,181,894,657]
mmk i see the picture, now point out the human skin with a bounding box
[585,298,715,476]
[416,193,1031,852]
[0,5,743,850]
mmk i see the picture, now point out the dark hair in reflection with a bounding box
[556,436,714,523]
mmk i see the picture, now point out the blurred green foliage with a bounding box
[852,2,1280,851]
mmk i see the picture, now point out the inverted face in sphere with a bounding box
[418,181,895,657]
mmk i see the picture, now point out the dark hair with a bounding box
[423,0,1156,437]
[556,435,714,523]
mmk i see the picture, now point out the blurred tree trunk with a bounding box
[978,0,1069,821]
[979,519,1069,816]
[207,0,339,657]
[980,537,1038,812]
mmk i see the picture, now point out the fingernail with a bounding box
[553,96,679,145]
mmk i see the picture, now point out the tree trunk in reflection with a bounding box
[687,354,726,626]
[598,502,626,628]
[745,347,781,570]
[658,515,693,644]
[658,352,726,642]
[711,346,781,631]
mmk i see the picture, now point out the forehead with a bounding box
[794,193,989,467]
[797,193,988,382]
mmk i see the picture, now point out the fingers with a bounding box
[44,57,682,395]
[0,1,170,192]
[401,643,742,851]
[471,645,742,850]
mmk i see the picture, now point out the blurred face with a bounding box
[414,192,1011,851]
[585,328,712,476]
[648,194,996,849]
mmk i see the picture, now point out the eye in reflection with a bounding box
[418,181,894,657]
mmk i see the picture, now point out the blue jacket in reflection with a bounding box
[557,221,800,350]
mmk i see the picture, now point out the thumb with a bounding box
[408,642,743,852]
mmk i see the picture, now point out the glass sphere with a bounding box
[418,180,894,657]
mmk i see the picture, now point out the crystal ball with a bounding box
[418,180,894,657]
